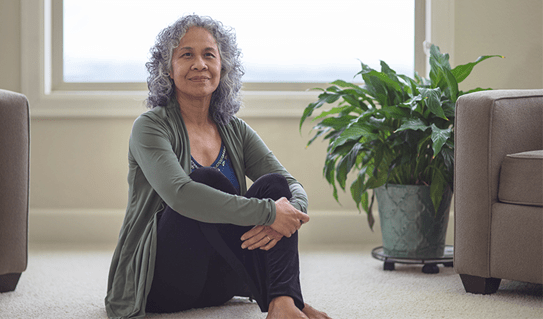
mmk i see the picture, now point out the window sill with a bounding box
[28,90,319,119]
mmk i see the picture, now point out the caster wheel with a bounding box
[422,264,440,274]
[443,262,454,268]
[384,262,395,271]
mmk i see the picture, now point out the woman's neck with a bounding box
[177,96,213,128]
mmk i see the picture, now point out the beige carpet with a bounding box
[0,244,541,319]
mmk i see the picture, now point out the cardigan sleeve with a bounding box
[238,119,309,214]
[129,113,276,226]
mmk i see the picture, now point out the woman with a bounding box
[105,15,331,319]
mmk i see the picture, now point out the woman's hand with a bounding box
[270,197,310,238]
[240,198,309,250]
[240,226,283,251]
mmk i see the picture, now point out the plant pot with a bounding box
[374,184,452,259]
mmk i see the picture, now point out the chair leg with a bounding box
[459,274,501,294]
[0,273,22,292]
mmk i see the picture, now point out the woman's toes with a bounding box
[302,304,332,319]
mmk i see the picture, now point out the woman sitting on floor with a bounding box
[105,14,331,319]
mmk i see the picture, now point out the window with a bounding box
[63,0,414,84]
[22,0,429,117]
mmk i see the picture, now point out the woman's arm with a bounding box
[235,119,310,245]
[129,114,276,226]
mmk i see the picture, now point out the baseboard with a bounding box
[28,209,454,248]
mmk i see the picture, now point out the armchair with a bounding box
[454,89,542,294]
[0,89,30,292]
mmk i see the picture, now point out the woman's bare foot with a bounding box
[302,303,332,319]
[266,296,308,319]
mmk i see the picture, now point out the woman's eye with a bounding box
[205,53,216,58]
[181,52,192,57]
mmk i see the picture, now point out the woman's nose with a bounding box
[191,56,208,70]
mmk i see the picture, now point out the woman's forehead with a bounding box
[179,27,218,47]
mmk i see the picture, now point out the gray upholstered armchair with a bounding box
[454,89,543,294]
[0,89,30,292]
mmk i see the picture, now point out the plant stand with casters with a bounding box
[371,245,454,274]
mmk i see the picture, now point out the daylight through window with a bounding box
[63,0,414,83]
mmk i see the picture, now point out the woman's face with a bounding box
[170,27,222,102]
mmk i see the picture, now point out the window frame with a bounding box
[22,0,431,118]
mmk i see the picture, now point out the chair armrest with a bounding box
[0,89,30,278]
[454,89,543,278]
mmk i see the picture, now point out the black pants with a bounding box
[146,167,304,313]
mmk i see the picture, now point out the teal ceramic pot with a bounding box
[374,184,453,258]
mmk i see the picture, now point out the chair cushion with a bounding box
[498,150,543,207]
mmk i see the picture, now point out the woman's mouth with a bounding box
[189,76,210,82]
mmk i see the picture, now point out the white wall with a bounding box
[2,0,542,247]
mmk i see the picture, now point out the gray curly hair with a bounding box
[146,15,244,125]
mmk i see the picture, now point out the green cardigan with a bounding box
[105,99,308,318]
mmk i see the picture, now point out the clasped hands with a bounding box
[241,197,310,251]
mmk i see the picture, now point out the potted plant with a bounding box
[300,44,502,258]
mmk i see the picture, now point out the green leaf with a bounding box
[441,66,459,102]
[316,116,357,130]
[401,95,423,112]
[306,128,330,146]
[313,105,354,121]
[378,105,410,119]
[428,44,460,102]
[323,154,339,202]
[452,55,505,83]
[362,70,403,97]
[355,61,375,77]
[398,74,418,95]
[396,118,429,132]
[350,167,367,209]
[299,91,342,131]
[419,87,447,119]
[331,79,362,90]
[323,92,341,104]
[330,122,378,152]
[440,147,454,171]
[300,99,325,131]
[380,60,398,78]
[365,157,389,190]
[372,148,385,179]
[367,192,376,231]
[429,60,459,102]
[430,124,452,156]
[441,100,456,118]
[336,143,362,190]
[360,191,369,214]
[430,45,452,70]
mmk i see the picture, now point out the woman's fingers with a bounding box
[240,225,264,241]
[241,226,283,250]
[242,232,272,250]
[241,227,265,249]
[260,238,278,251]
[247,235,272,250]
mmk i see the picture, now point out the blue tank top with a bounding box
[190,143,240,194]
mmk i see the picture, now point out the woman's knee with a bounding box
[190,167,237,195]
[190,167,225,183]
[246,173,292,200]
